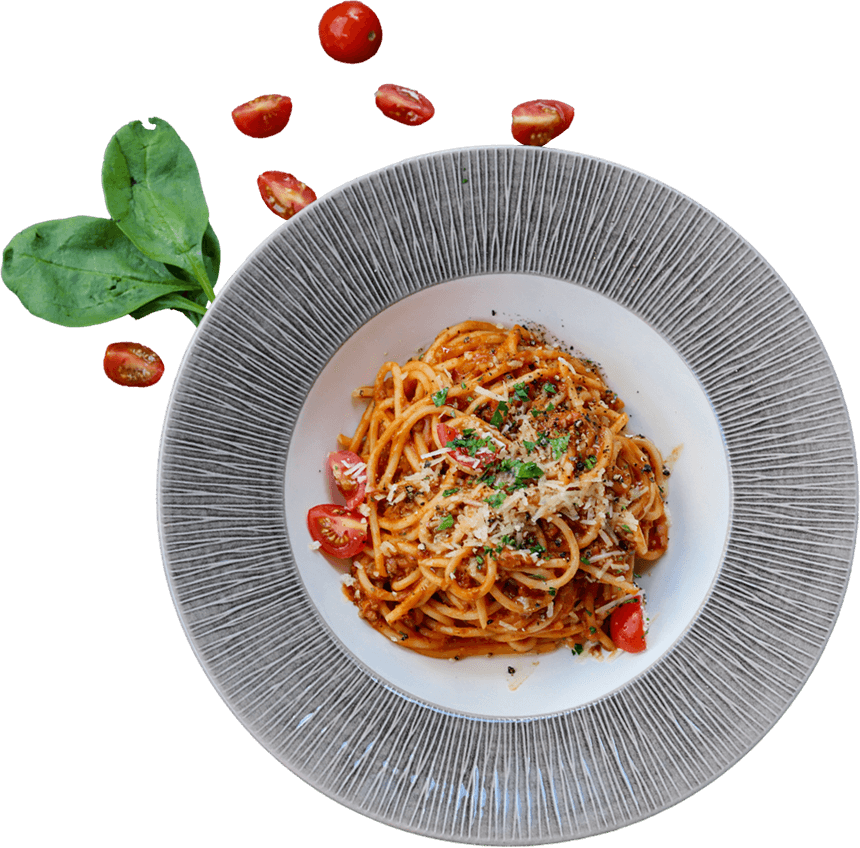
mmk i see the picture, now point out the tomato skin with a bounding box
[319,2,382,64]
[511,99,575,146]
[257,172,317,220]
[610,597,647,653]
[375,84,435,126]
[103,342,164,387]
[307,504,368,558]
[327,450,367,509]
[436,423,497,472]
[231,94,292,138]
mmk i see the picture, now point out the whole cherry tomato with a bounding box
[103,342,164,387]
[257,172,317,220]
[319,2,382,64]
[231,95,292,138]
[375,84,435,126]
[511,99,575,146]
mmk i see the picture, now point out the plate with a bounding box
[158,146,857,844]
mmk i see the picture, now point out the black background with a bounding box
[5,2,856,842]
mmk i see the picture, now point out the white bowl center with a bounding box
[285,273,730,718]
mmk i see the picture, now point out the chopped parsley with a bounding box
[523,440,536,454]
[442,488,459,497]
[549,434,570,460]
[485,492,506,509]
[437,514,454,532]
[432,387,449,407]
[572,644,584,655]
[489,401,509,427]
[583,454,597,470]
[513,383,530,402]
[543,382,558,395]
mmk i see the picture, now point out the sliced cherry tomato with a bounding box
[257,171,317,220]
[610,597,647,653]
[375,84,435,126]
[319,2,382,64]
[103,342,164,387]
[437,422,497,472]
[231,94,292,138]
[307,504,368,558]
[511,99,575,146]
[327,450,367,509]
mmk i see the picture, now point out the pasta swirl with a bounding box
[335,322,670,659]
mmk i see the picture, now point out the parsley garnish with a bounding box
[442,488,459,497]
[549,434,570,460]
[432,387,449,407]
[513,383,530,402]
[543,383,558,395]
[572,644,583,655]
[584,455,597,470]
[548,587,557,597]
[437,514,454,531]
[485,492,506,508]
[489,401,509,427]
[523,440,536,453]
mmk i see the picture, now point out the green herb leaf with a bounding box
[102,117,216,302]
[437,514,454,532]
[489,401,509,427]
[513,383,530,402]
[442,488,459,497]
[2,216,195,327]
[549,434,570,460]
[514,461,544,480]
[523,440,536,453]
[584,455,597,470]
[432,387,449,407]
[485,492,506,509]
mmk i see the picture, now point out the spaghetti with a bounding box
[324,321,670,659]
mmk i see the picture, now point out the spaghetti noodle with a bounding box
[322,321,670,659]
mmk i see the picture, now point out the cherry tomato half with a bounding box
[307,504,368,558]
[257,171,317,220]
[375,84,435,126]
[231,94,292,138]
[103,342,164,387]
[327,450,367,509]
[511,99,575,146]
[319,2,382,64]
[610,597,647,653]
[437,423,497,472]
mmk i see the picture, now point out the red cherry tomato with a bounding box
[319,2,382,64]
[103,342,164,387]
[610,597,647,653]
[231,94,292,138]
[511,99,575,146]
[307,504,368,558]
[437,423,497,472]
[327,450,367,509]
[257,171,317,220]
[375,84,435,126]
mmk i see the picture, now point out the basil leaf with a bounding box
[2,216,195,327]
[102,117,216,302]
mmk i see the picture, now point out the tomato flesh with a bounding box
[327,450,367,509]
[307,504,368,558]
[375,84,435,126]
[511,99,575,146]
[257,172,317,220]
[610,597,647,653]
[232,94,292,138]
[319,2,382,64]
[103,342,164,387]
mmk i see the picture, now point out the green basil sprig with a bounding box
[2,117,219,328]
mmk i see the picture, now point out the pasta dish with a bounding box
[307,321,670,659]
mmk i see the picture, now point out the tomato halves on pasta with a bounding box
[307,504,368,558]
[327,451,367,510]
[609,597,647,653]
